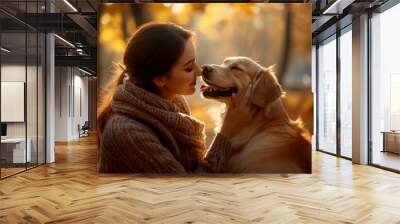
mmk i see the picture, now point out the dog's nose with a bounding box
[201,65,213,75]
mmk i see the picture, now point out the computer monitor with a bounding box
[1,123,7,137]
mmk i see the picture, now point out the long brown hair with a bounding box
[98,22,194,133]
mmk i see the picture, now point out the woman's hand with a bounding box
[219,86,258,138]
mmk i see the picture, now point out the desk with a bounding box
[381,131,400,154]
[1,138,31,163]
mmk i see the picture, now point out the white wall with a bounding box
[55,67,69,141]
[55,67,89,141]
[1,65,25,132]
[1,65,38,138]
[72,73,89,138]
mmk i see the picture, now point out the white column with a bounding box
[352,14,369,164]
[46,33,55,163]
[45,1,55,163]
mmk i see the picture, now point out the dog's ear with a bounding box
[249,66,283,108]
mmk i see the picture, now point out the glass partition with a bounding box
[0,1,46,179]
[27,31,38,169]
[1,30,28,177]
[38,32,45,165]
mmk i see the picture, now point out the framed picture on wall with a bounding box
[1,81,25,122]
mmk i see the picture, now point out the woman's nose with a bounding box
[194,63,202,76]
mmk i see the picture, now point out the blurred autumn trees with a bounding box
[98,3,313,147]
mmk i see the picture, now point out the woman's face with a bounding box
[154,40,202,98]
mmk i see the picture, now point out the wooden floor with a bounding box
[1,136,400,223]
[1,163,44,178]
[373,151,400,171]
[1,167,26,178]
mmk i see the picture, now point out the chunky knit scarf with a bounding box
[111,80,206,171]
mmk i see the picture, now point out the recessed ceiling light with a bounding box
[77,67,93,76]
[322,0,354,15]
[63,0,78,12]
[54,34,75,48]
[1,47,11,53]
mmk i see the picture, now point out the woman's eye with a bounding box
[185,67,193,72]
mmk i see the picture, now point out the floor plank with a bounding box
[1,135,400,223]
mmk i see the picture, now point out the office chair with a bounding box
[78,121,90,138]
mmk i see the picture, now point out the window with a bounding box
[317,35,337,154]
[339,27,352,158]
[371,3,400,171]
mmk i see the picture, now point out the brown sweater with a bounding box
[98,80,232,174]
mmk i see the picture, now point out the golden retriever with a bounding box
[201,56,311,173]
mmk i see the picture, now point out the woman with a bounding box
[98,22,255,173]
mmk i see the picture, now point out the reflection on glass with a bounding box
[340,29,352,158]
[371,4,400,171]
[38,33,46,165]
[27,32,38,169]
[317,37,337,154]
[1,32,27,177]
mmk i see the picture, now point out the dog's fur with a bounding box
[202,57,311,173]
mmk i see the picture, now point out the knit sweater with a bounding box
[98,80,232,174]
